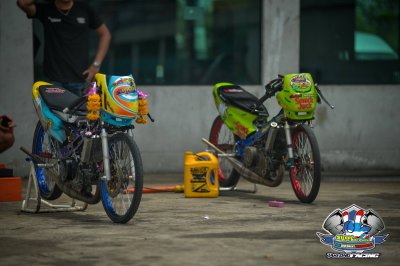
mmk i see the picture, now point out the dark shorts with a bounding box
[50,81,86,96]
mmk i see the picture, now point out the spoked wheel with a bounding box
[100,132,143,223]
[32,121,63,200]
[289,124,321,203]
[209,116,240,187]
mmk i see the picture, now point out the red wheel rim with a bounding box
[290,129,315,199]
[209,118,235,182]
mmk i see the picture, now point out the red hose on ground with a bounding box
[127,185,184,193]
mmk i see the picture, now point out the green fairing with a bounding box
[212,73,317,139]
[276,73,317,120]
[213,83,262,139]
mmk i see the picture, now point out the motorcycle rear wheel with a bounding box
[100,132,143,223]
[289,124,321,203]
[32,121,63,200]
[209,116,240,187]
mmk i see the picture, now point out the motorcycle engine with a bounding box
[60,158,78,182]
[243,146,269,177]
[60,158,95,194]
[73,164,95,194]
[52,122,99,195]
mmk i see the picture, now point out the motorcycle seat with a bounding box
[217,85,268,114]
[38,85,87,113]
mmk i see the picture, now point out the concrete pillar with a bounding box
[0,0,36,176]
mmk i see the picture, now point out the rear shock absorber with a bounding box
[284,121,294,167]
[101,127,111,181]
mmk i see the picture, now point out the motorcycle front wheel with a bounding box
[289,124,321,203]
[100,132,143,223]
[32,121,63,200]
[209,116,240,187]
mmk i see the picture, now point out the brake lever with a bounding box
[315,84,334,109]
[147,113,155,123]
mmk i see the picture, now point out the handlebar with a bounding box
[62,83,94,114]
[252,77,283,111]
[266,78,283,96]
[253,76,335,111]
[315,84,335,109]
[62,96,87,114]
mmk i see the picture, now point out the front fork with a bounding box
[284,121,294,167]
[100,128,111,181]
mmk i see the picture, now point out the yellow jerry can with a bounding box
[184,151,219,198]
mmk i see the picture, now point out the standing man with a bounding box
[17,0,111,95]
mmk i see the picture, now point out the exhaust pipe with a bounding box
[201,139,284,187]
[21,147,101,204]
[46,169,101,204]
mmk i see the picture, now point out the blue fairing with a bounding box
[40,99,66,143]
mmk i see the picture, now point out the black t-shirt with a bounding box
[30,2,103,82]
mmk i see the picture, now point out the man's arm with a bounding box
[16,0,36,17]
[93,24,112,69]
[83,24,112,82]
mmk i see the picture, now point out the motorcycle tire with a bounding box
[289,124,321,203]
[32,121,63,200]
[100,132,143,223]
[209,116,240,188]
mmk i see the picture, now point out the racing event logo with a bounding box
[290,74,312,93]
[317,204,389,259]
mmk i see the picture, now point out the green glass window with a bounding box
[300,0,400,84]
[33,0,261,85]
[92,0,261,85]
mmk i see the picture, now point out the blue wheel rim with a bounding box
[33,125,51,194]
[100,180,117,217]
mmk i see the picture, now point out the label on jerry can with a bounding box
[190,167,210,193]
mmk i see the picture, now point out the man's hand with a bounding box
[83,65,100,82]
[0,116,16,153]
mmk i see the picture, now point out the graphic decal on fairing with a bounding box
[235,121,249,139]
[107,76,139,117]
[294,97,314,110]
[290,74,312,93]
[44,88,66,94]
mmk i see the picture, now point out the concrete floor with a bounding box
[0,174,399,266]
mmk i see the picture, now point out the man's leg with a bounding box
[49,81,85,96]
[64,82,86,96]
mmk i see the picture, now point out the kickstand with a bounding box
[219,183,258,193]
[21,160,88,213]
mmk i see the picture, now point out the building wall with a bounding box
[1,0,399,177]
[314,85,400,171]
[0,0,37,176]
